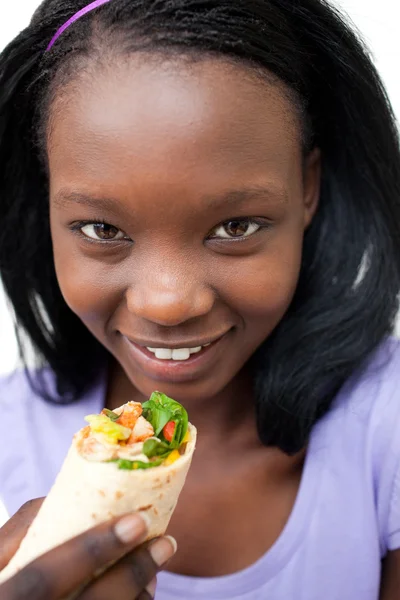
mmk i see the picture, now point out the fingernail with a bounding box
[139,512,152,530]
[114,514,148,544]
[146,577,157,597]
[149,536,177,566]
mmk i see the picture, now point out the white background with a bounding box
[0,0,399,522]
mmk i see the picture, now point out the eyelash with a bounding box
[70,219,131,244]
[70,217,269,244]
[207,218,269,242]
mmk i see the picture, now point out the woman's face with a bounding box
[48,57,320,403]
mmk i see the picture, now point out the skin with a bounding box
[46,56,320,581]
[7,54,397,597]
[2,54,397,598]
[0,499,175,599]
[380,551,400,599]
[49,58,319,409]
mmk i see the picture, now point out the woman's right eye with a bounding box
[79,223,128,241]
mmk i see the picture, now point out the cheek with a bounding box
[51,232,122,326]
[215,228,303,323]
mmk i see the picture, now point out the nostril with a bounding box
[125,286,214,327]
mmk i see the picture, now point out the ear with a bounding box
[302,147,321,229]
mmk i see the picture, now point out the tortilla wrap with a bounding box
[0,399,196,585]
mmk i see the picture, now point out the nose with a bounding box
[126,262,215,327]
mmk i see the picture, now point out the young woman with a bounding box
[1,0,400,598]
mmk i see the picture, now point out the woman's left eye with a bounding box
[209,219,262,240]
[80,223,127,241]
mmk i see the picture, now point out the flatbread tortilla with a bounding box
[0,393,196,585]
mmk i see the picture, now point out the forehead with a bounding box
[47,57,302,201]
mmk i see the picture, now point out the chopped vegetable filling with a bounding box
[82,392,190,470]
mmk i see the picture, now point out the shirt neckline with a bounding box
[157,418,328,598]
[93,370,328,598]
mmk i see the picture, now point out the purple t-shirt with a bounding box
[2,338,400,599]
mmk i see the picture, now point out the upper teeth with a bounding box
[147,345,210,361]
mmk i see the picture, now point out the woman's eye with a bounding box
[80,223,126,241]
[210,219,261,240]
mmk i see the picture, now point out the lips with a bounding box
[123,334,226,351]
[120,331,230,383]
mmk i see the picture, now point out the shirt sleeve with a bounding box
[0,371,35,517]
[372,343,400,553]
[383,411,400,551]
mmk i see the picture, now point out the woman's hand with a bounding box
[0,499,176,599]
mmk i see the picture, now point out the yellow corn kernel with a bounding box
[164,449,180,466]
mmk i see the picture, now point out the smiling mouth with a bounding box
[120,331,230,383]
[122,331,228,361]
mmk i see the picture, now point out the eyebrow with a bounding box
[53,185,287,212]
[53,191,122,213]
[202,186,288,209]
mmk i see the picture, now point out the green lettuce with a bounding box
[142,438,173,459]
[142,391,188,445]
[102,408,120,422]
[111,458,163,470]
[103,392,189,468]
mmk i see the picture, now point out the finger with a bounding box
[135,591,153,600]
[77,538,176,600]
[0,513,149,600]
[136,576,157,600]
[137,577,157,600]
[135,593,153,600]
[0,499,44,571]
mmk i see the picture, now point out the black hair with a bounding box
[1,0,400,453]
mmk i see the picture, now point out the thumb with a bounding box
[0,498,44,571]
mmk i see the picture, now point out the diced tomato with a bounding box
[163,421,176,442]
[116,404,143,429]
[117,413,137,429]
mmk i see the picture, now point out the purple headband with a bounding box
[46,0,112,51]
